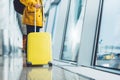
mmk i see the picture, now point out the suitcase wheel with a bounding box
[48,62,52,67]
[27,62,32,67]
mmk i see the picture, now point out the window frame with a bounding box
[93,0,120,74]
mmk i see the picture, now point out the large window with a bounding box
[61,0,86,62]
[95,0,120,70]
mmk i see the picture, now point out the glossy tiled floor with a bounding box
[20,66,94,80]
[0,51,94,80]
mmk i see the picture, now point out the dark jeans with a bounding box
[27,25,41,35]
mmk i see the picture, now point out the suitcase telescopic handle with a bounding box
[34,8,44,32]
[34,8,37,32]
[34,3,44,32]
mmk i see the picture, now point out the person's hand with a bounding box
[35,4,42,8]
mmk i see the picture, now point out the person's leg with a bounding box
[36,26,41,32]
[24,25,34,66]
[27,25,41,33]
[27,25,34,35]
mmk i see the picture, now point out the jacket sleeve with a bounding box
[20,0,37,7]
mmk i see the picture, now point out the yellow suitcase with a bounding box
[27,32,52,65]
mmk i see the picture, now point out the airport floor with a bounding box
[0,50,95,80]
[1,50,120,80]
[1,51,120,80]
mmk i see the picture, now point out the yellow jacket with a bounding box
[20,0,43,27]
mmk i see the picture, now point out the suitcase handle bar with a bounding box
[34,8,37,32]
[34,4,44,32]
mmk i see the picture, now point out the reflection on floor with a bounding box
[20,67,52,80]
[0,52,23,80]
[0,51,94,80]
